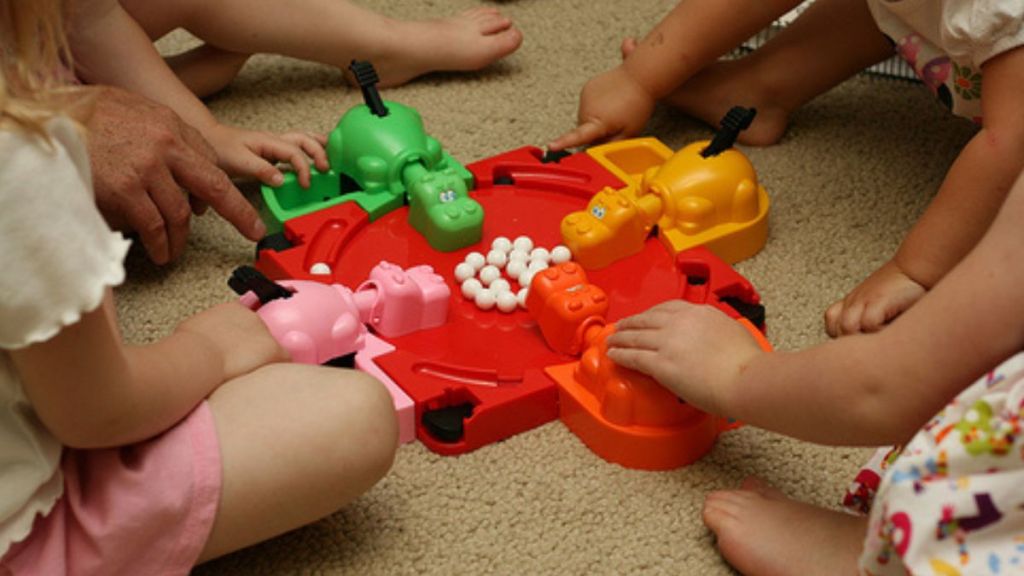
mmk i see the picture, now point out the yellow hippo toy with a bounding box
[561,107,769,269]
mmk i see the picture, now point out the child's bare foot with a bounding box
[703,477,866,576]
[825,260,927,337]
[366,8,522,88]
[165,43,251,98]
[620,38,791,146]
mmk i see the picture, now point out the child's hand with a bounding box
[548,66,656,152]
[606,300,763,415]
[824,259,926,337]
[175,302,290,382]
[203,123,329,189]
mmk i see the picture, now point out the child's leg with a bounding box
[624,0,893,146]
[112,1,249,98]
[163,45,251,98]
[702,477,867,576]
[121,0,522,89]
[197,363,398,562]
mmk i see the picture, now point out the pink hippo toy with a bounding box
[358,261,450,338]
[229,262,449,365]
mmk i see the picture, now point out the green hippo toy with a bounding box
[259,61,483,252]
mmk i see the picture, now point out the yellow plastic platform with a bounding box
[561,138,769,269]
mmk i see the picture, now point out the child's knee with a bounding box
[356,370,400,456]
[325,369,399,480]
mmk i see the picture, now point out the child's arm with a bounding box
[608,170,1024,446]
[67,0,328,187]
[10,292,287,449]
[549,0,803,151]
[826,47,1024,336]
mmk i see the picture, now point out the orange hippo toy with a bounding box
[531,250,771,470]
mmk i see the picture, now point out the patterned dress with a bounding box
[866,0,1024,124]
[847,352,1024,575]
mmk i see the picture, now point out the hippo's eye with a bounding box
[590,204,606,219]
[439,190,456,203]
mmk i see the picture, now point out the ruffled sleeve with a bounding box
[941,0,1024,66]
[0,117,132,349]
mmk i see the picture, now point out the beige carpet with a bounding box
[126,1,977,574]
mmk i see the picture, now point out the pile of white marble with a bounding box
[454,236,572,313]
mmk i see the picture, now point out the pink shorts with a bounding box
[1,402,222,576]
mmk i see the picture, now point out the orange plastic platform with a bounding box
[541,246,771,470]
[548,318,770,471]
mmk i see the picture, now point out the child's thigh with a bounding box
[119,0,204,40]
[199,363,398,562]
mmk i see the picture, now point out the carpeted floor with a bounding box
[127,1,978,574]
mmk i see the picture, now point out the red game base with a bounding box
[255,146,766,458]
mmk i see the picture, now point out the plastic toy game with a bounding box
[244,61,773,468]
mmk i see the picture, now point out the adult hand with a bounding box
[85,86,266,264]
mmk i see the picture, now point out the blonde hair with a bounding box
[0,0,85,137]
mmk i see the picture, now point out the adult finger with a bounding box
[178,118,220,165]
[145,164,192,263]
[168,142,265,241]
[189,195,210,216]
[118,180,171,265]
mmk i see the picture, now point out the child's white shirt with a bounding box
[869,0,1024,67]
[0,117,131,557]
[865,0,1024,121]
